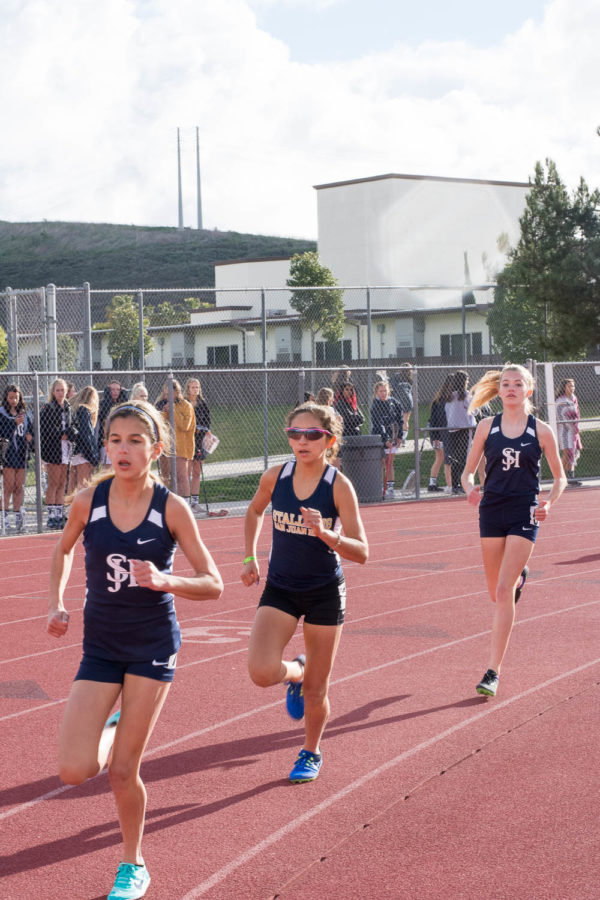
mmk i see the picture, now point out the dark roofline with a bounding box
[214,256,292,267]
[313,173,530,191]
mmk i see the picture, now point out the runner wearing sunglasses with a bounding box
[241,402,368,783]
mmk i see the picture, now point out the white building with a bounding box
[205,171,531,363]
[49,171,531,370]
[315,172,530,293]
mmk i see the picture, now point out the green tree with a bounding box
[489,160,600,361]
[57,333,78,371]
[105,295,153,369]
[286,251,345,365]
[149,301,188,327]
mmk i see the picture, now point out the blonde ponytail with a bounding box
[468,370,501,414]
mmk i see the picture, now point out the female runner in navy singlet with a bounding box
[241,402,368,783]
[461,365,566,698]
[47,401,223,900]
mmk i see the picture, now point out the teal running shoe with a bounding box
[108,862,150,899]
[105,710,121,728]
[285,654,305,720]
[289,749,322,783]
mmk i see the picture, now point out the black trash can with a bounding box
[340,434,384,503]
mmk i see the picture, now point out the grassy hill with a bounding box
[0,221,316,289]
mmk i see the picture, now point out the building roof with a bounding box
[313,172,530,191]
[214,256,293,267]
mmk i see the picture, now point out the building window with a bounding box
[440,332,483,358]
[315,339,352,363]
[207,345,239,366]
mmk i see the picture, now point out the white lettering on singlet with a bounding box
[272,509,333,535]
[502,447,521,471]
[106,553,138,592]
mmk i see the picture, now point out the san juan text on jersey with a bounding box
[268,461,342,592]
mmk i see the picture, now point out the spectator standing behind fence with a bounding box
[427,375,452,493]
[129,382,149,403]
[0,384,33,532]
[555,378,583,486]
[390,364,413,447]
[445,370,476,495]
[334,383,365,436]
[371,381,403,498]
[40,378,77,530]
[184,378,212,516]
[98,381,128,465]
[158,379,195,504]
[331,368,352,405]
[317,388,343,470]
[68,387,100,493]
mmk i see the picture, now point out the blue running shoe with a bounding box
[105,710,121,728]
[285,654,305,720]
[289,749,322,783]
[108,862,150,899]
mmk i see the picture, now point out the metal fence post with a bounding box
[167,370,177,491]
[413,367,421,499]
[137,290,145,374]
[46,284,58,375]
[40,287,48,396]
[83,282,93,373]
[366,287,373,432]
[261,288,269,471]
[543,362,557,436]
[298,369,306,405]
[5,287,18,372]
[32,372,44,531]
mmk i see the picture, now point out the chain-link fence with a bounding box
[0,361,598,535]
[2,282,511,376]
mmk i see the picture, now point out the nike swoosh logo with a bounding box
[137,538,155,544]
[152,659,169,666]
[520,442,532,447]
[522,526,532,531]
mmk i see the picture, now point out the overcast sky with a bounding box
[1,0,598,238]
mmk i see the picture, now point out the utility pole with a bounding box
[196,127,203,230]
[177,127,184,229]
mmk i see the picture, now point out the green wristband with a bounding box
[243,555,256,565]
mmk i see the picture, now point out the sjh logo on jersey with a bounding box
[106,553,138,592]
[502,447,521,471]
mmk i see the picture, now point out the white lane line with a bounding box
[178,656,600,899]
[1,585,599,722]
[2,598,598,824]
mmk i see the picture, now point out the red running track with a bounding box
[0,488,599,899]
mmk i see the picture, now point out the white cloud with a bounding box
[0,0,598,241]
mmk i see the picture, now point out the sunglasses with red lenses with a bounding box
[285,427,333,441]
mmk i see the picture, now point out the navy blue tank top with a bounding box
[268,461,342,591]
[82,478,181,661]
[481,413,541,501]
